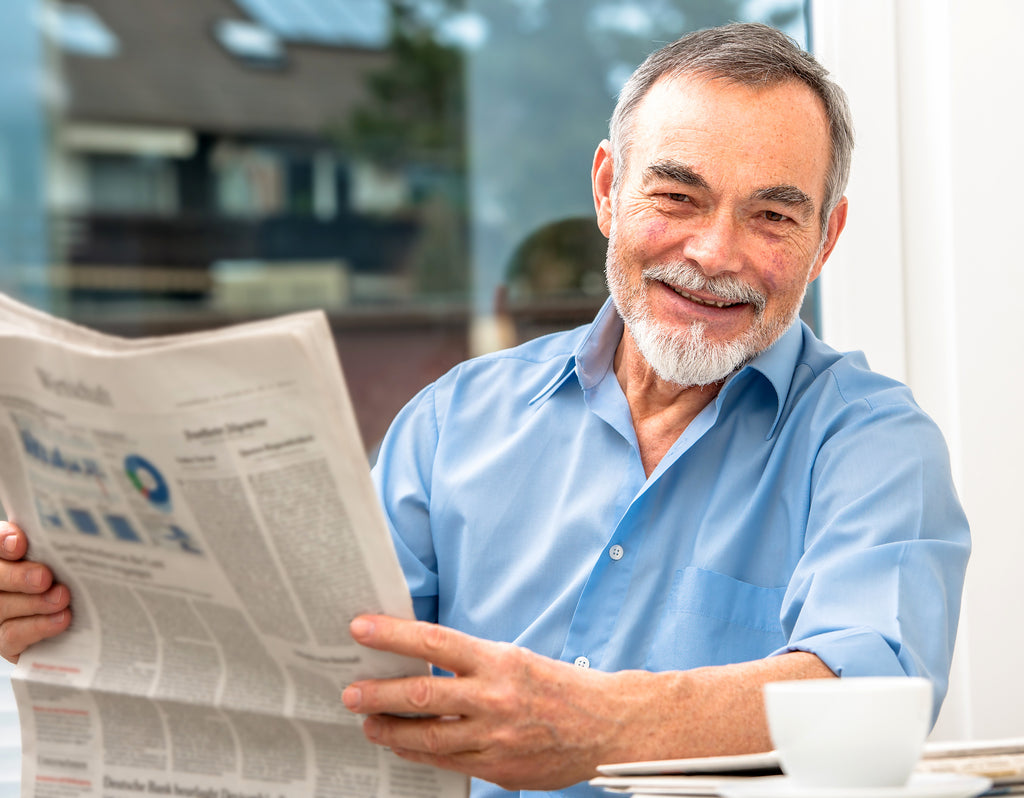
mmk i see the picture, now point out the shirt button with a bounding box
[574,656,591,669]
[609,544,624,561]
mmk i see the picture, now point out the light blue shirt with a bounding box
[371,298,970,798]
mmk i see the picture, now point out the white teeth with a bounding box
[672,285,734,308]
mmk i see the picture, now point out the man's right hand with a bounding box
[0,521,71,663]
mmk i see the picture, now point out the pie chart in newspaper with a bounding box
[124,454,170,507]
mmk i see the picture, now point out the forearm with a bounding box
[344,616,836,790]
[597,651,835,765]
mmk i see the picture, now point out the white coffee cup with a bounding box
[763,676,933,789]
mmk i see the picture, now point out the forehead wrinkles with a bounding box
[624,75,831,203]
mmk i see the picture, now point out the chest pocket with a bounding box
[644,566,787,671]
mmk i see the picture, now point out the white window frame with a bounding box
[812,0,1024,740]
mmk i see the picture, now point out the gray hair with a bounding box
[609,22,854,236]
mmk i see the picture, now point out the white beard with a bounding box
[606,248,806,388]
[623,311,762,387]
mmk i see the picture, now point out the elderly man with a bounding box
[0,22,968,798]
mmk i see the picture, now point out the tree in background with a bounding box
[334,0,469,299]
[335,0,805,302]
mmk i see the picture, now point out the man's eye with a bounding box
[763,210,788,222]
[666,193,691,203]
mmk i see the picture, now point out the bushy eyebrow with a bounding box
[643,160,818,222]
[642,161,711,191]
[750,185,816,221]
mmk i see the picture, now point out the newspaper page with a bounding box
[919,738,1024,793]
[0,294,468,798]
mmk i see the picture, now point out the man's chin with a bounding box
[629,323,754,388]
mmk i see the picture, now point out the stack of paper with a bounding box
[590,744,1018,798]
[919,738,1024,794]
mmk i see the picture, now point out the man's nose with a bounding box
[679,211,743,276]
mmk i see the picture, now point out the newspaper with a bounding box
[590,740,1024,797]
[919,738,1024,793]
[0,294,468,798]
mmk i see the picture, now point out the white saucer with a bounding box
[718,773,992,798]
[598,751,782,777]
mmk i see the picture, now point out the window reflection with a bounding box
[1,0,807,448]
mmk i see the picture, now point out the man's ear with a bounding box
[592,140,615,238]
[809,196,849,282]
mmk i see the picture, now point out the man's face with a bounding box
[594,74,847,386]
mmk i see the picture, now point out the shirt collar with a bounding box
[529,297,622,405]
[529,296,805,435]
[721,319,804,438]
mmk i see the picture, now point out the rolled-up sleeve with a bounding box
[772,393,970,724]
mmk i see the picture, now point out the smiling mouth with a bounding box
[668,283,745,309]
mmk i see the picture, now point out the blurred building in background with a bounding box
[2,0,807,447]
[47,0,446,310]
[6,0,805,449]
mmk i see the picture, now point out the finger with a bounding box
[349,615,484,675]
[0,522,27,561]
[0,583,70,623]
[0,606,72,663]
[343,672,473,718]
[363,713,482,757]
[0,559,55,595]
[0,522,54,595]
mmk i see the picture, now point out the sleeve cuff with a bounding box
[770,628,945,727]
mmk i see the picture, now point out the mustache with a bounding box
[641,262,768,314]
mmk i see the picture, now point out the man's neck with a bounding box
[613,331,723,477]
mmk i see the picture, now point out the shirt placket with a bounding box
[557,372,722,671]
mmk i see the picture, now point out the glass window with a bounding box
[42,1,120,58]
[5,0,808,449]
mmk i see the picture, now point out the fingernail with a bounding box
[341,686,361,710]
[2,535,17,553]
[49,610,66,625]
[44,585,64,605]
[350,616,375,637]
[26,567,46,589]
[363,716,381,740]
